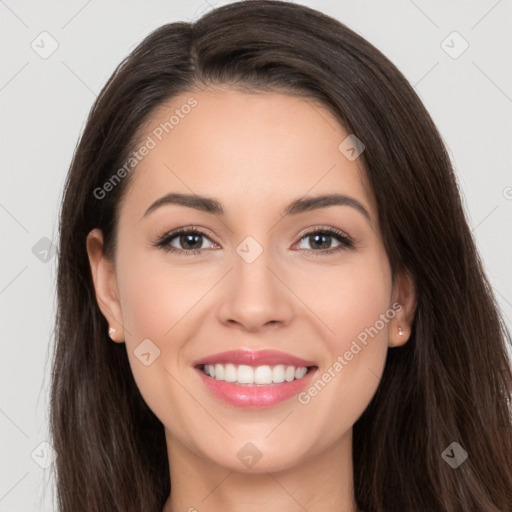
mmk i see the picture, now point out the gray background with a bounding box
[1,0,511,510]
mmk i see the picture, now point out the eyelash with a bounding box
[153,225,354,256]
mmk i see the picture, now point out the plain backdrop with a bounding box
[1,0,511,510]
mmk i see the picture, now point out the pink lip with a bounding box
[194,366,318,409]
[192,349,317,368]
[191,349,318,409]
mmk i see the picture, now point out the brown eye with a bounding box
[155,227,218,255]
[294,228,353,254]
[173,232,204,251]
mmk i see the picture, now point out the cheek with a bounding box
[293,247,392,428]
[116,246,212,340]
[114,246,218,427]
[292,243,392,349]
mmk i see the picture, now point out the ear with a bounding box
[388,269,416,348]
[86,228,125,343]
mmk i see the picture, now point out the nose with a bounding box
[217,244,295,332]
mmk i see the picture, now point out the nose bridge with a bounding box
[233,233,278,298]
[217,231,294,330]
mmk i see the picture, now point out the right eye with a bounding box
[154,227,219,255]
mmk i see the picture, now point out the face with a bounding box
[87,87,414,474]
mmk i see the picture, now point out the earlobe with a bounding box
[389,269,417,348]
[86,228,125,343]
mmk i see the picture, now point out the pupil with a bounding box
[182,233,201,250]
[311,233,330,249]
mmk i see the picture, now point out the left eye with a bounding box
[294,229,352,252]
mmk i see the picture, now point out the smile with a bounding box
[200,363,312,385]
[192,349,318,408]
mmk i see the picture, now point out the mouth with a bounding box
[191,349,319,408]
[196,363,317,386]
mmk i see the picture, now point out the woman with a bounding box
[50,1,512,510]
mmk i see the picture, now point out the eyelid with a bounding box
[295,225,353,244]
[292,225,354,253]
[152,226,218,254]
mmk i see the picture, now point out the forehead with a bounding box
[119,88,375,222]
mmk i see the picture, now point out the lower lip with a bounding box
[194,367,317,408]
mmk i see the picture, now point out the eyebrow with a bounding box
[143,192,371,221]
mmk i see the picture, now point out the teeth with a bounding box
[214,363,224,380]
[202,363,310,385]
[295,367,308,379]
[238,364,255,384]
[272,364,285,383]
[224,363,237,382]
[254,365,273,384]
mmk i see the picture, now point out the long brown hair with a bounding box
[50,1,512,510]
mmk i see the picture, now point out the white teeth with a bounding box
[237,364,254,384]
[214,363,224,380]
[295,367,308,379]
[272,364,285,383]
[202,363,310,385]
[254,365,273,385]
[224,363,237,382]
[285,365,295,382]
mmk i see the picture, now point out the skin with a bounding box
[87,87,416,512]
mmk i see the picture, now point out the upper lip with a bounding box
[192,349,317,368]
